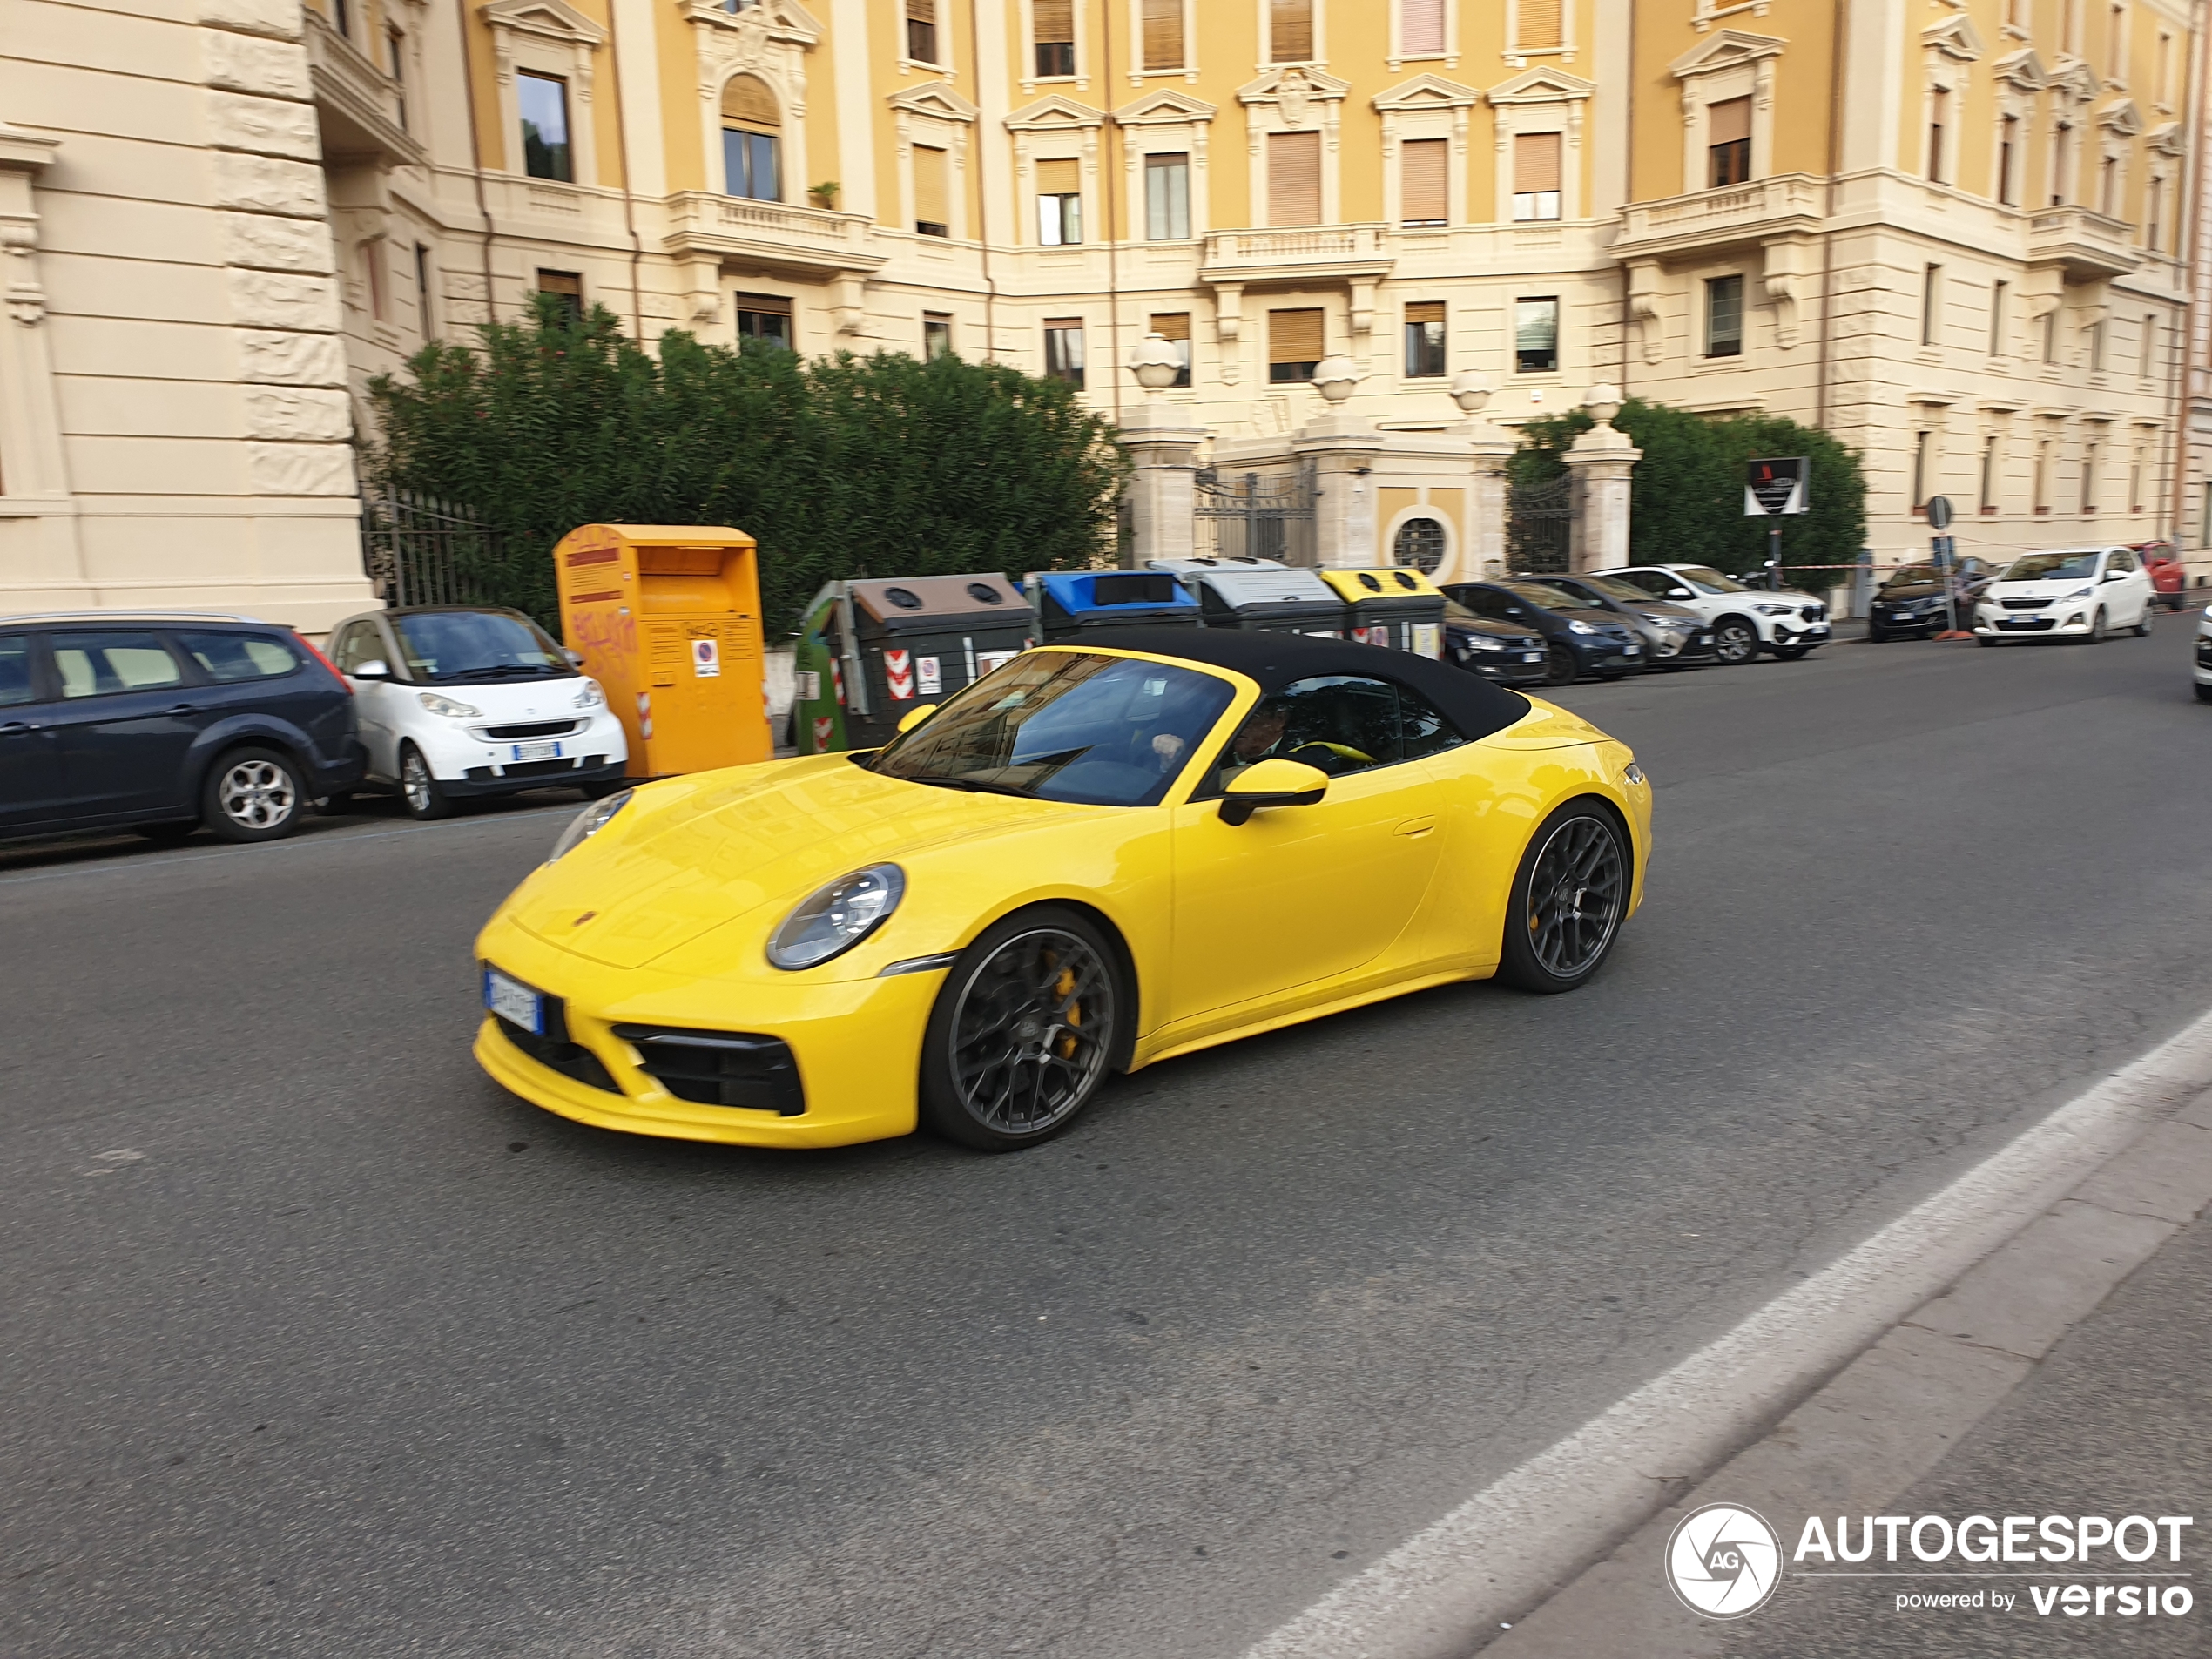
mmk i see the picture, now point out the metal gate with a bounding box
[361,489,507,609]
[1507,473,1573,575]
[1194,465,1317,566]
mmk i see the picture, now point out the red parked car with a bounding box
[2131,541,2188,610]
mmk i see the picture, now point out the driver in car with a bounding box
[1211,696,1372,786]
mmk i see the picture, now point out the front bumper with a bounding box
[1451,644,1551,685]
[415,708,631,786]
[442,755,629,799]
[1766,622,1831,648]
[1974,608,2094,637]
[472,911,941,1149]
[1570,637,1647,674]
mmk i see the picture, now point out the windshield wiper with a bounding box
[902,774,1038,799]
[441,664,566,681]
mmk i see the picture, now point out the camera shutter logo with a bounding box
[1665,1504,1782,1619]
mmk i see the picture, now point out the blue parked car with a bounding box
[0,611,365,845]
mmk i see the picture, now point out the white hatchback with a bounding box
[1973,547,2156,644]
[324,607,629,818]
[1592,563,1831,665]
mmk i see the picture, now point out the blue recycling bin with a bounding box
[1030,570,1203,642]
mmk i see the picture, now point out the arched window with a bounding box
[722,75,782,202]
[1393,516,1447,573]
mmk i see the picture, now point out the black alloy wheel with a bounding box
[1867,622,1889,643]
[1499,803,1629,994]
[920,907,1122,1150]
[1542,643,1580,686]
[1711,617,1759,665]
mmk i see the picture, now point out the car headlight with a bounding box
[1624,763,1647,786]
[571,678,605,709]
[1755,603,1794,616]
[1567,620,1597,635]
[766,864,905,970]
[1459,635,1505,651]
[547,789,631,863]
[2064,586,2094,601]
[417,691,482,718]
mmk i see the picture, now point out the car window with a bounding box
[1674,566,1750,595]
[1500,580,1605,612]
[50,631,184,699]
[1394,682,1464,763]
[1579,576,1656,606]
[2000,550,2100,582]
[2107,550,2136,573]
[176,630,302,683]
[1608,570,1669,597]
[1201,674,1455,795]
[0,635,37,707]
[330,623,384,674]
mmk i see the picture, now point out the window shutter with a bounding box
[1708,96,1750,145]
[1150,311,1191,341]
[1402,138,1448,223]
[914,144,949,226]
[1270,307,1325,367]
[1402,0,1445,53]
[720,74,779,127]
[1271,0,1313,61]
[1143,0,1184,68]
[1034,0,1073,44]
[1035,158,1080,195]
[1514,132,1561,193]
[1516,0,1561,48]
[1269,130,1322,225]
[1405,301,1446,328]
[906,0,934,19]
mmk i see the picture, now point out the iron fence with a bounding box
[360,489,515,610]
[1507,473,1573,575]
[1194,465,1317,566]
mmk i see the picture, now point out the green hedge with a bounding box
[364,298,1130,632]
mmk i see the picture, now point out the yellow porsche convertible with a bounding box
[474,629,1650,1151]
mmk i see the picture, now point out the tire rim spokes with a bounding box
[219,760,294,829]
[1526,817,1624,978]
[404,757,432,812]
[951,929,1114,1135]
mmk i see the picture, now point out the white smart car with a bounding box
[323,606,629,818]
[1591,563,1831,665]
[1973,547,2156,644]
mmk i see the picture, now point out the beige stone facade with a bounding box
[3,0,2202,621]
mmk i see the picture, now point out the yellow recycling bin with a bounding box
[553,524,772,779]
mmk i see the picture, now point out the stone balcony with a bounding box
[305,10,421,171]
[2027,206,2142,280]
[1197,223,1395,288]
[662,192,887,278]
[1611,173,1824,263]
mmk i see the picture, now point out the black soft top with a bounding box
[1065,627,1530,741]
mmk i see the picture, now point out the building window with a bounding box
[1704,274,1743,358]
[1989,280,2008,355]
[1707,97,1751,187]
[1997,115,2019,205]
[2050,121,2072,205]
[2146,174,2164,247]
[388,29,408,132]
[1268,130,1322,226]
[1270,307,1324,382]
[1910,428,1932,509]
[1404,300,1446,376]
[361,239,388,320]
[1393,516,1447,574]
[721,76,782,202]
[1402,138,1448,226]
[1516,0,1563,51]
[1034,0,1075,77]
[2042,307,2059,364]
[1514,296,1559,374]
[2080,440,2099,511]
[333,0,351,38]
[2088,317,2106,371]
[1142,0,1185,70]
[2141,313,2158,378]
[906,0,939,64]
[1926,87,1948,184]
[2128,455,2142,511]
[734,292,792,349]
[1043,318,1085,387]
[1269,0,1313,63]
[1979,435,2000,513]
[415,243,435,334]
[1149,311,1191,385]
[1512,132,1561,221]
[2098,153,2120,216]
[1920,264,1942,347]
[1403,0,1445,54]
[923,312,953,359]
[1145,152,1190,240]
[536,269,583,320]
[914,143,950,236]
[2034,439,2052,511]
[1035,158,1082,244]
[517,71,573,182]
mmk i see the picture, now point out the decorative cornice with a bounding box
[1113,87,1217,125]
[1372,71,1482,113]
[1004,92,1105,132]
[1669,29,1786,79]
[887,80,979,122]
[1487,67,1597,105]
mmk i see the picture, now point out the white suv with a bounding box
[1591,564,1831,665]
[1973,547,2155,644]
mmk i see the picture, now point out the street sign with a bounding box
[1925,495,1953,531]
[1744,456,1810,516]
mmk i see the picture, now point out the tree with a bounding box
[1510,398,1868,591]
[364,299,1128,631]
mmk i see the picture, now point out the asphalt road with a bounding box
[5,624,2210,1659]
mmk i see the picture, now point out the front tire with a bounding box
[398,743,453,820]
[919,907,1123,1151]
[2196,684,2212,703]
[1542,643,1579,687]
[2084,608,2107,644]
[1769,644,1811,661]
[200,745,305,843]
[2133,607,2154,637]
[1711,617,1759,665]
[1498,802,1629,995]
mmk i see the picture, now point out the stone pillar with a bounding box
[1117,333,1211,567]
[1561,381,1640,574]
[1449,370,1512,581]
[1293,354,1382,567]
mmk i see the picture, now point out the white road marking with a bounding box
[1242,1008,2212,1659]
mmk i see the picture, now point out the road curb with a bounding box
[1474,1089,2212,1657]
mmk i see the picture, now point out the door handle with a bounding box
[1394,815,1439,838]
[0,720,39,735]
[165,703,198,715]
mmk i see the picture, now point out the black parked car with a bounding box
[1868,558,1993,641]
[0,612,365,846]
[1529,574,1718,667]
[1441,599,1550,687]
[1440,581,1647,686]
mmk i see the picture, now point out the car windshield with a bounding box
[1500,581,1605,612]
[2000,551,2101,583]
[1442,598,1485,622]
[1674,566,1750,594]
[1577,576,1657,605]
[866,651,1237,808]
[393,611,572,682]
[1885,565,1944,585]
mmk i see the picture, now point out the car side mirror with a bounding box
[1218,758,1329,826]
[896,702,938,734]
[563,648,585,667]
[352,659,390,679]
[2102,570,2127,582]
[1668,588,1696,600]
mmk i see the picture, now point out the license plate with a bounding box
[483,967,543,1035]
[1523,652,1545,663]
[511,740,563,762]
[1623,646,1642,655]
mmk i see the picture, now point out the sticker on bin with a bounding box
[1412,624,1442,658]
[884,648,914,699]
[813,715,837,751]
[916,655,942,695]
[483,967,544,1035]
[797,670,820,701]
[691,637,720,678]
[976,650,1020,674]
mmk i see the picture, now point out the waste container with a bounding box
[1030,570,1203,643]
[554,523,773,778]
[1318,566,1449,657]
[1147,556,1344,637]
[792,573,1035,753]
